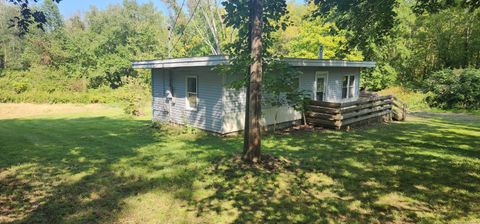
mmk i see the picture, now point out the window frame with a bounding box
[342,75,356,99]
[314,71,329,101]
[185,75,198,111]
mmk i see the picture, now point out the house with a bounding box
[132,55,376,134]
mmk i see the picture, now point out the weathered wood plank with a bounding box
[306,111,341,120]
[339,95,392,108]
[340,100,392,114]
[342,110,391,126]
[307,118,341,128]
[341,105,392,120]
[309,100,342,108]
[307,105,340,114]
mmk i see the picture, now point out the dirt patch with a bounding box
[0,103,118,119]
[212,154,296,172]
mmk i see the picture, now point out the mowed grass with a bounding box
[1,104,479,223]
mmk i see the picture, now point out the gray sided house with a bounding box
[133,56,375,134]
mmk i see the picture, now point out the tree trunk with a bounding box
[243,0,254,156]
[243,0,263,163]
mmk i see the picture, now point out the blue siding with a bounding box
[152,66,362,134]
[152,69,169,121]
[299,67,361,103]
[151,67,224,133]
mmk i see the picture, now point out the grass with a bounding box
[1,104,479,223]
[378,86,431,112]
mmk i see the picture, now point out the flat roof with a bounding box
[132,55,376,69]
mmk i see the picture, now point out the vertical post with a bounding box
[243,0,263,162]
[168,25,172,58]
[318,43,323,59]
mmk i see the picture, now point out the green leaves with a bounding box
[312,0,398,59]
[424,69,480,110]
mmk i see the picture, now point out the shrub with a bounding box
[423,69,480,110]
[69,78,88,92]
[361,63,397,91]
[0,68,150,104]
[12,81,28,94]
[119,77,149,116]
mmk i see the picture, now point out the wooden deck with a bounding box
[306,95,407,129]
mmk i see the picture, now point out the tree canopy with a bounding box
[0,0,479,99]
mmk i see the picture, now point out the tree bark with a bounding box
[243,0,254,156]
[243,0,263,162]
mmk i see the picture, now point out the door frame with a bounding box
[314,71,329,101]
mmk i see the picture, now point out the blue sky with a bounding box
[55,0,170,18]
[43,0,304,18]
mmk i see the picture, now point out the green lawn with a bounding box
[1,105,479,223]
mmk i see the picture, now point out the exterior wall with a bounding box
[222,67,362,133]
[151,67,224,133]
[222,86,300,134]
[299,67,361,103]
[152,69,169,121]
[152,66,362,134]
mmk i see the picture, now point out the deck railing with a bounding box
[306,95,407,129]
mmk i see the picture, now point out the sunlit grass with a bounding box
[1,104,479,223]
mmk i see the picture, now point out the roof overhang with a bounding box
[132,55,376,69]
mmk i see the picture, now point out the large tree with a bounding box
[7,0,62,35]
[313,0,480,59]
[221,0,289,162]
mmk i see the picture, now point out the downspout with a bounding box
[168,69,174,123]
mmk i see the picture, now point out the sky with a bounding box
[55,0,170,18]
[41,0,303,19]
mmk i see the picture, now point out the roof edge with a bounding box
[132,55,375,69]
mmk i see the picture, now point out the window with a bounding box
[316,77,325,101]
[315,72,328,101]
[186,76,197,110]
[342,75,356,99]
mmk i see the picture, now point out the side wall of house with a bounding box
[152,69,168,121]
[299,67,361,103]
[222,72,302,134]
[222,67,362,133]
[151,67,224,133]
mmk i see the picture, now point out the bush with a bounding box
[423,69,480,110]
[361,63,397,91]
[119,77,149,116]
[12,81,28,94]
[0,67,150,104]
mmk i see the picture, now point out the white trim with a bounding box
[132,55,376,69]
[314,71,328,101]
[185,75,198,111]
[341,75,356,99]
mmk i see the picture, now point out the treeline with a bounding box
[0,0,479,109]
[1,0,165,104]
[363,2,480,90]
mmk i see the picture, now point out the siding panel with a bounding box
[151,67,224,133]
[152,66,362,134]
[300,67,361,103]
[222,67,362,133]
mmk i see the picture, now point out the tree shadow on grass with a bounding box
[0,117,237,223]
[1,114,479,223]
[189,115,480,223]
